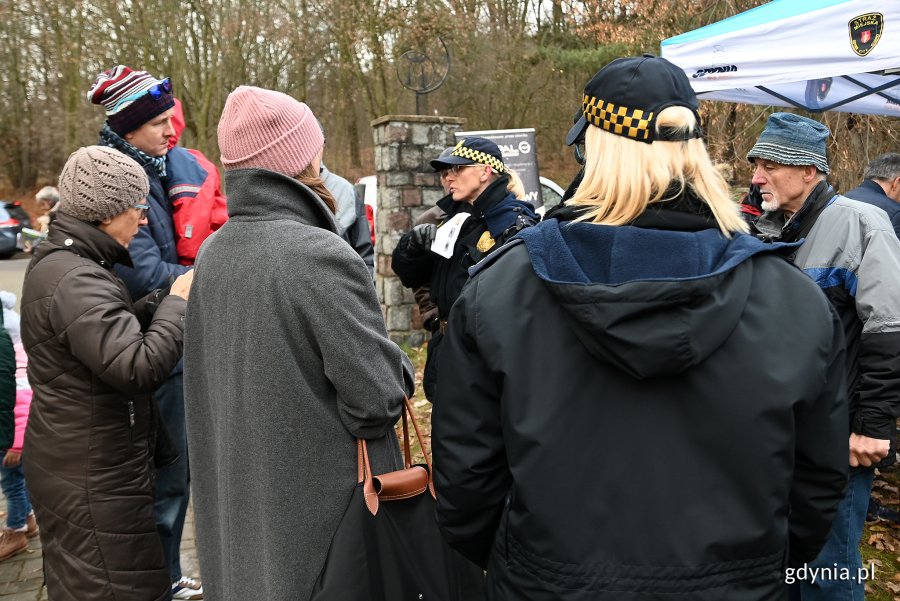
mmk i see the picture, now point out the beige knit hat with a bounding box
[58,146,149,222]
[217,86,323,178]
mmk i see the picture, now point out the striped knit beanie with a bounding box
[87,65,175,136]
[58,146,149,223]
[747,113,830,174]
[217,86,323,178]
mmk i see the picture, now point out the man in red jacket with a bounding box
[167,99,228,265]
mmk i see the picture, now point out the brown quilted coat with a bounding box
[21,213,186,601]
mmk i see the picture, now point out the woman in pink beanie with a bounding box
[183,86,415,601]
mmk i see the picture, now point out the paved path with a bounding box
[0,501,200,600]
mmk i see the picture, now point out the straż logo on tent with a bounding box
[849,13,883,57]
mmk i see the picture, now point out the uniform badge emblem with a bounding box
[849,13,883,57]
[476,231,495,252]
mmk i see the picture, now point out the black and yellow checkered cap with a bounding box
[566,55,701,146]
[582,96,653,141]
[430,137,507,174]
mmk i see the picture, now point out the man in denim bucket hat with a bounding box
[749,113,900,600]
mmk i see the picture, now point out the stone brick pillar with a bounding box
[371,115,465,346]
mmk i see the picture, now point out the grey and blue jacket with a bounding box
[755,181,900,451]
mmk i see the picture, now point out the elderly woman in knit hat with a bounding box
[391,137,538,401]
[431,56,849,600]
[182,86,415,601]
[20,146,194,601]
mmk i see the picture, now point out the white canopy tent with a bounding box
[660,0,900,116]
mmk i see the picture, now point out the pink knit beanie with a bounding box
[217,86,323,178]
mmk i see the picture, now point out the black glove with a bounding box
[406,223,437,256]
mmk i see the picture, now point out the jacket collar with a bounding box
[35,211,133,270]
[860,178,889,198]
[224,168,339,234]
[753,180,834,243]
[472,175,513,217]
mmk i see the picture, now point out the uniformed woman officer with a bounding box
[391,137,538,400]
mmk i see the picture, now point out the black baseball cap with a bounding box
[430,137,508,174]
[566,54,701,146]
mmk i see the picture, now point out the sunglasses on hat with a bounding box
[146,78,172,99]
[110,78,172,113]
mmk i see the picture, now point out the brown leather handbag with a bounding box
[310,397,484,601]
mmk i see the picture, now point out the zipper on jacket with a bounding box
[127,400,135,450]
[503,491,513,560]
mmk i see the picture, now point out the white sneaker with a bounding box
[172,576,203,600]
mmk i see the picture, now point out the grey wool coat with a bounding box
[183,168,415,601]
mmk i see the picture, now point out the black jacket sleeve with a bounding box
[852,220,900,441]
[788,304,850,566]
[432,277,510,568]
[391,231,434,290]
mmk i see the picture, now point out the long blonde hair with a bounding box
[571,106,747,236]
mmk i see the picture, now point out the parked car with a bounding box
[353,175,566,245]
[4,201,31,231]
[538,176,565,214]
[0,203,25,258]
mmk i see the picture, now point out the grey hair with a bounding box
[36,186,59,206]
[863,153,900,182]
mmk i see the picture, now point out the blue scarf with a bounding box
[99,124,167,178]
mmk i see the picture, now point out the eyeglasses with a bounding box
[133,203,151,217]
[110,78,172,112]
[574,140,586,165]
[446,164,484,176]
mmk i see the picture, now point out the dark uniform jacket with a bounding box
[434,198,849,601]
[21,212,186,601]
[392,175,537,399]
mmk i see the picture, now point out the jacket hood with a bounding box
[168,98,185,149]
[516,219,796,379]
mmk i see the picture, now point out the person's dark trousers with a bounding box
[154,371,190,584]
[789,468,875,601]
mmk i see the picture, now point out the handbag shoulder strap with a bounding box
[401,397,434,486]
[356,396,435,515]
[357,439,379,515]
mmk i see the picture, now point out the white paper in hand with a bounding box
[431,213,470,259]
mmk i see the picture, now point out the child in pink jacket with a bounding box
[0,291,37,562]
